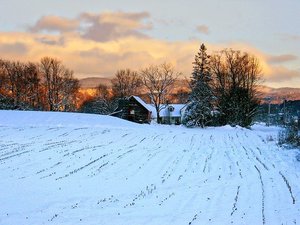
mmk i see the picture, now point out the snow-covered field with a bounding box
[0,110,299,225]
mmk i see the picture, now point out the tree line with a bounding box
[0,44,262,127]
[0,57,79,111]
[0,57,179,119]
[81,44,262,128]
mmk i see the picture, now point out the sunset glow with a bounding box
[1,0,299,88]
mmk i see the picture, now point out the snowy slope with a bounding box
[0,110,299,225]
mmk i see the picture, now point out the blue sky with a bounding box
[1,0,299,87]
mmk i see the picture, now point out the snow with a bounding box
[0,110,300,225]
[0,110,140,129]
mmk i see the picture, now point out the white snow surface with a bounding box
[0,110,300,225]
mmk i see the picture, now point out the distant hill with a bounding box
[258,85,300,103]
[79,77,300,102]
[79,77,112,88]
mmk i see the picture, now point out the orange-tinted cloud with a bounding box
[35,36,65,46]
[266,66,300,82]
[29,12,152,42]
[79,11,152,42]
[0,42,28,55]
[267,54,298,64]
[0,12,299,88]
[29,16,79,33]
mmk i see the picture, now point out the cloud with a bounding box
[28,12,152,42]
[77,47,155,74]
[35,36,65,46]
[196,25,209,34]
[29,15,79,33]
[0,12,299,88]
[79,11,152,42]
[281,34,300,41]
[266,66,300,82]
[0,42,28,55]
[267,54,298,64]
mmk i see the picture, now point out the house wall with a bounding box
[161,116,181,125]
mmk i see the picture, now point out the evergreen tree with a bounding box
[183,44,215,127]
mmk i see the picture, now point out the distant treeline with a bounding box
[0,57,79,111]
[0,44,269,128]
[257,100,300,124]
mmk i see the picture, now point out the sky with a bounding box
[0,0,300,88]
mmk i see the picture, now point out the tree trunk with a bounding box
[156,109,161,124]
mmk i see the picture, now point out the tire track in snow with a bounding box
[242,146,250,160]
[202,147,215,173]
[56,154,108,180]
[0,142,34,162]
[248,147,269,171]
[158,192,175,206]
[179,134,205,179]
[188,213,198,225]
[161,157,180,184]
[255,165,266,225]
[255,156,269,171]
[230,186,240,216]
[123,184,157,209]
[279,171,296,204]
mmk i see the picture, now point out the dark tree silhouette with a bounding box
[111,69,142,98]
[211,49,261,127]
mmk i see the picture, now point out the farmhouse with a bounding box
[111,96,186,124]
[149,104,186,125]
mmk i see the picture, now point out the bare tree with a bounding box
[170,88,190,103]
[96,84,110,100]
[111,69,142,98]
[40,57,79,111]
[140,63,179,123]
[60,69,79,111]
[0,59,12,109]
[0,57,78,111]
[94,84,117,114]
[210,49,262,127]
[40,57,57,111]
[0,59,8,96]
[0,59,42,109]
[80,84,117,115]
[23,62,41,108]
[2,61,23,106]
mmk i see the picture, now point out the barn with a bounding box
[111,96,152,124]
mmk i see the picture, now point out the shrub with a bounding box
[278,122,300,147]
